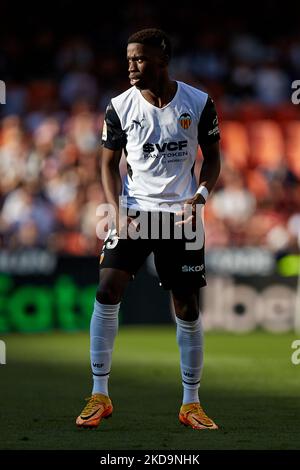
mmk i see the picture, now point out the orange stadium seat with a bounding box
[248,120,284,170]
[285,121,300,179]
[246,169,270,201]
[219,121,250,170]
[27,80,58,110]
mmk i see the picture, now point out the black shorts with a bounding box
[99,211,206,290]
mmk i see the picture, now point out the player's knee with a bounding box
[175,308,199,322]
[173,300,199,322]
[96,283,122,305]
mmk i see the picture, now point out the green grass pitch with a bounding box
[0,327,299,450]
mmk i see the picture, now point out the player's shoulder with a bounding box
[179,81,208,101]
[111,86,136,111]
[178,82,209,118]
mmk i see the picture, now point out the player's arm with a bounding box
[197,140,221,200]
[195,96,221,203]
[101,147,122,222]
[101,102,126,234]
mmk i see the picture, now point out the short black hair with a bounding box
[127,28,172,61]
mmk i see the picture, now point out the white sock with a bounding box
[175,315,204,405]
[90,299,120,396]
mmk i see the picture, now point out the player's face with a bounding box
[127,43,164,88]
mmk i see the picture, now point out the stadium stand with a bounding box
[0,0,299,255]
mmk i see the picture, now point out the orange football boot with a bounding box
[179,402,218,430]
[76,393,113,429]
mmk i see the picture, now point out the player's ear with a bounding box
[158,53,169,67]
[163,54,170,65]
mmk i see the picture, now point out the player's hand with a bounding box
[175,194,205,228]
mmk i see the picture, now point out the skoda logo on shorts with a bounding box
[182,265,204,272]
[179,113,192,129]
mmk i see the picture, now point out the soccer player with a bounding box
[76,28,221,430]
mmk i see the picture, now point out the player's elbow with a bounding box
[101,148,122,174]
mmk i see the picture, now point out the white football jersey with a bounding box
[102,81,220,212]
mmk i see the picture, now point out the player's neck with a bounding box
[139,78,177,108]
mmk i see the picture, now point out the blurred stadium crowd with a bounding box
[0,1,300,255]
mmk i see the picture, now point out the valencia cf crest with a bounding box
[179,113,192,129]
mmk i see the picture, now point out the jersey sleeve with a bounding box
[197,96,220,146]
[101,101,127,150]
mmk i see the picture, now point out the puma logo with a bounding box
[132,118,145,128]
